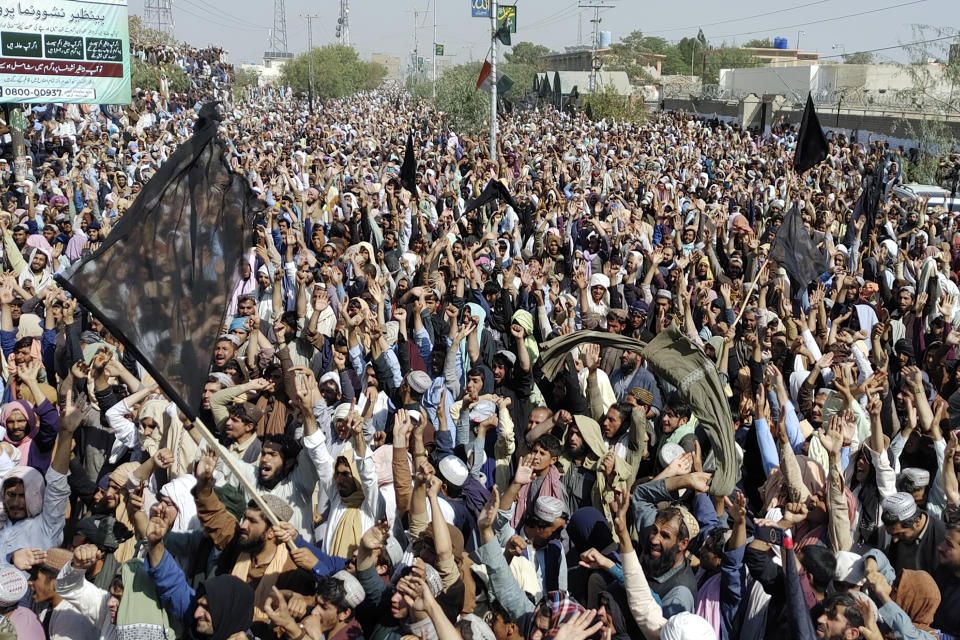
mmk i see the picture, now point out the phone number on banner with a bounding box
[1,86,96,100]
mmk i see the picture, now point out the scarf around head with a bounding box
[893,569,941,632]
[330,446,365,558]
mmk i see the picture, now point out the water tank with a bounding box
[600,31,612,48]
[773,37,788,50]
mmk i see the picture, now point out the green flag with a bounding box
[496,20,511,46]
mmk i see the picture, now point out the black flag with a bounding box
[794,93,829,174]
[399,132,419,198]
[842,162,885,246]
[463,179,518,215]
[768,202,828,291]
[56,103,264,415]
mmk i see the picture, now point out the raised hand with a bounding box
[513,454,534,485]
[477,485,500,532]
[195,448,218,484]
[72,544,100,571]
[820,415,845,458]
[360,518,391,551]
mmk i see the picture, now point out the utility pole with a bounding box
[432,0,437,98]
[490,0,498,161]
[579,1,614,92]
[302,15,320,114]
[414,10,419,79]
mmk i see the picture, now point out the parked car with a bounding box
[894,183,960,212]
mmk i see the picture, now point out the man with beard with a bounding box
[211,373,334,539]
[633,470,712,617]
[608,350,662,412]
[815,592,865,640]
[145,509,256,640]
[191,449,315,633]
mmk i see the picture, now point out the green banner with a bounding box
[0,0,131,104]
[435,44,444,56]
[497,5,517,33]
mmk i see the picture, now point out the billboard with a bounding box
[0,0,131,104]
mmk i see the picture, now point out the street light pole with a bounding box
[796,29,805,53]
[432,0,437,99]
[490,0,498,161]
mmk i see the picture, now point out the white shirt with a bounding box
[0,468,69,564]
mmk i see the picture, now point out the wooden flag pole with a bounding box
[732,263,766,329]
[186,415,294,547]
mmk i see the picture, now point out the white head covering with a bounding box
[158,475,200,533]
[659,612,717,640]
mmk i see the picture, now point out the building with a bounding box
[717,62,949,104]
[739,47,820,67]
[545,46,664,78]
[370,53,401,82]
[533,70,633,108]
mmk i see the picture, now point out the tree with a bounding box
[743,38,774,48]
[898,24,960,184]
[504,42,553,71]
[280,46,386,99]
[128,15,178,48]
[702,45,760,83]
[434,62,489,134]
[842,51,875,64]
[131,57,189,93]
[582,84,646,123]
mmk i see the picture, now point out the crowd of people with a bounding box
[0,37,958,640]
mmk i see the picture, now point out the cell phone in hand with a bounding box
[756,524,786,546]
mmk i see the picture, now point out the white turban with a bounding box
[659,612,717,640]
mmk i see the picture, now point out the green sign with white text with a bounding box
[0,0,131,104]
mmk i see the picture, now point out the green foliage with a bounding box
[234,68,259,88]
[131,57,189,92]
[434,62,489,134]
[582,84,646,123]
[280,46,386,99]
[504,42,554,70]
[898,25,960,183]
[605,30,760,83]
[128,15,178,48]
[499,60,536,102]
[701,45,761,83]
[742,38,774,48]
[842,51,874,64]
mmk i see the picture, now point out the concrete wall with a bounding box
[719,65,814,99]
[660,96,960,146]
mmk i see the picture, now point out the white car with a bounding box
[894,183,960,213]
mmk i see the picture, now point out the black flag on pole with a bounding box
[55,103,264,416]
[462,179,518,215]
[768,202,828,292]
[794,93,829,174]
[399,131,419,198]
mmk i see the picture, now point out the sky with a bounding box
[129,0,960,68]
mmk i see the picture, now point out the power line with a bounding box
[176,0,269,30]
[173,2,269,31]
[645,0,832,35]
[817,33,958,59]
[522,2,580,30]
[709,0,929,41]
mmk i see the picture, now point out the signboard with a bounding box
[435,44,444,56]
[471,0,490,18]
[0,0,131,104]
[497,5,517,33]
